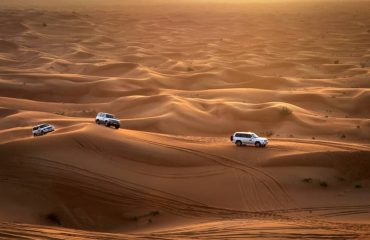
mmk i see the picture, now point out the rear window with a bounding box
[106,114,115,119]
[235,133,242,137]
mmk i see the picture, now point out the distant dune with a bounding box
[0,0,369,239]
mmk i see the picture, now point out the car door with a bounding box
[240,134,247,144]
[244,134,252,145]
[39,124,49,134]
[40,126,46,134]
[102,114,108,123]
[239,134,246,144]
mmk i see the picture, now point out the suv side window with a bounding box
[244,134,252,138]
[235,133,242,137]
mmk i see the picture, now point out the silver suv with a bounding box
[95,112,120,129]
[230,132,268,147]
[32,123,55,136]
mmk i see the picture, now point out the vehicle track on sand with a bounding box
[75,129,370,226]
[273,138,370,151]
[126,133,293,211]
[0,220,368,240]
[121,133,370,233]
[1,151,369,234]
[144,220,369,240]
[271,204,370,219]
[0,155,284,220]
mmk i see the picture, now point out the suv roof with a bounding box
[35,123,48,127]
[98,112,116,116]
[234,132,255,135]
[33,123,51,129]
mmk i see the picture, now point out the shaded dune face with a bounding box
[0,1,370,239]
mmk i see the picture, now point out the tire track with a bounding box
[1,155,370,235]
[2,132,370,234]
[0,155,283,220]
[118,133,370,233]
[273,138,370,151]
[125,133,293,210]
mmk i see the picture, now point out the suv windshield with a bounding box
[252,133,258,138]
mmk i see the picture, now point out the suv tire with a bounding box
[115,125,119,129]
[255,142,261,148]
[236,140,242,147]
[96,119,100,125]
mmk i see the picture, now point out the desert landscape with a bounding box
[0,0,370,239]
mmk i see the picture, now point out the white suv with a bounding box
[32,123,55,136]
[95,112,120,129]
[230,132,268,147]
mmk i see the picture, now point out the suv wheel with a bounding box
[115,125,119,129]
[96,119,100,125]
[105,121,110,127]
[255,142,261,148]
[236,140,242,147]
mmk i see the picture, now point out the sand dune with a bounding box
[0,0,370,239]
[1,124,370,237]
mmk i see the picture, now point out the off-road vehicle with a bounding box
[95,112,120,129]
[32,123,55,136]
[230,132,268,147]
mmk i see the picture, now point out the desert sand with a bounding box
[0,0,370,239]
